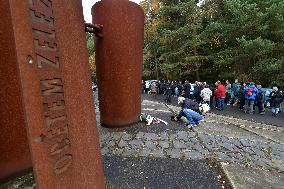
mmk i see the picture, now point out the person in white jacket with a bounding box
[200,85,212,105]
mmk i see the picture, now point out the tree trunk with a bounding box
[195,62,200,81]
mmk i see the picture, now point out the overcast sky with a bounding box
[82,0,142,22]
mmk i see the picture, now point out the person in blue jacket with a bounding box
[244,83,258,114]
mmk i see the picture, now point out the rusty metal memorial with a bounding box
[0,0,144,188]
[92,0,144,128]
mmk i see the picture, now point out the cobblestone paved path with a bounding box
[97,98,284,173]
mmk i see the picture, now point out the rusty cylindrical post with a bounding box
[92,0,144,127]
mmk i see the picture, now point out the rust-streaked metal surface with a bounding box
[92,0,144,127]
[1,0,105,188]
[0,0,32,182]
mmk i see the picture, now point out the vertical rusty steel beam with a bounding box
[92,0,145,127]
[0,0,32,182]
[0,0,105,188]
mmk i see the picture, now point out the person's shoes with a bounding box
[186,123,196,129]
[259,112,265,115]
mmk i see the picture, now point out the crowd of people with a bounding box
[142,79,284,117]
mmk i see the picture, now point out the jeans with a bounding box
[245,100,255,113]
[272,107,280,114]
[216,98,225,110]
[183,109,204,125]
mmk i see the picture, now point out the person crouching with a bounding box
[173,97,205,128]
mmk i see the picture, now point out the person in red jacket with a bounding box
[214,81,226,110]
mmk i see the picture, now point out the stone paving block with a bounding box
[101,147,110,156]
[173,140,187,149]
[190,137,199,144]
[123,149,137,156]
[221,143,236,151]
[152,149,165,158]
[112,148,124,156]
[176,131,189,141]
[118,139,128,148]
[192,143,204,151]
[230,138,242,148]
[199,135,212,144]
[270,144,284,152]
[108,140,117,148]
[122,133,132,141]
[139,148,151,157]
[184,151,203,159]
[168,149,183,159]
[144,133,159,141]
[145,141,157,149]
[136,132,145,139]
[159,132,169,140]
[251,148,266,157]
[187,132,197,138]
[112,132,124,140]
[130,139,144,147]
[159,141,170,149]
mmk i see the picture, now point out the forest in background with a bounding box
[141,0,284,87]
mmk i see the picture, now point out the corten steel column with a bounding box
[0,1,32,181]
[0,0,105,188]
[92,0,144,127]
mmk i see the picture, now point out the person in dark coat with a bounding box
[164,82,172,103]
[183,81,191,99]
[270,86,283,116]
[237,83,246,110]
[256,85,265,114]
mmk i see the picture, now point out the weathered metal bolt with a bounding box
[27,55,33,64]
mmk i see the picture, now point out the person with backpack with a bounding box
[269,86,283,116]
[244,83,258,114]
